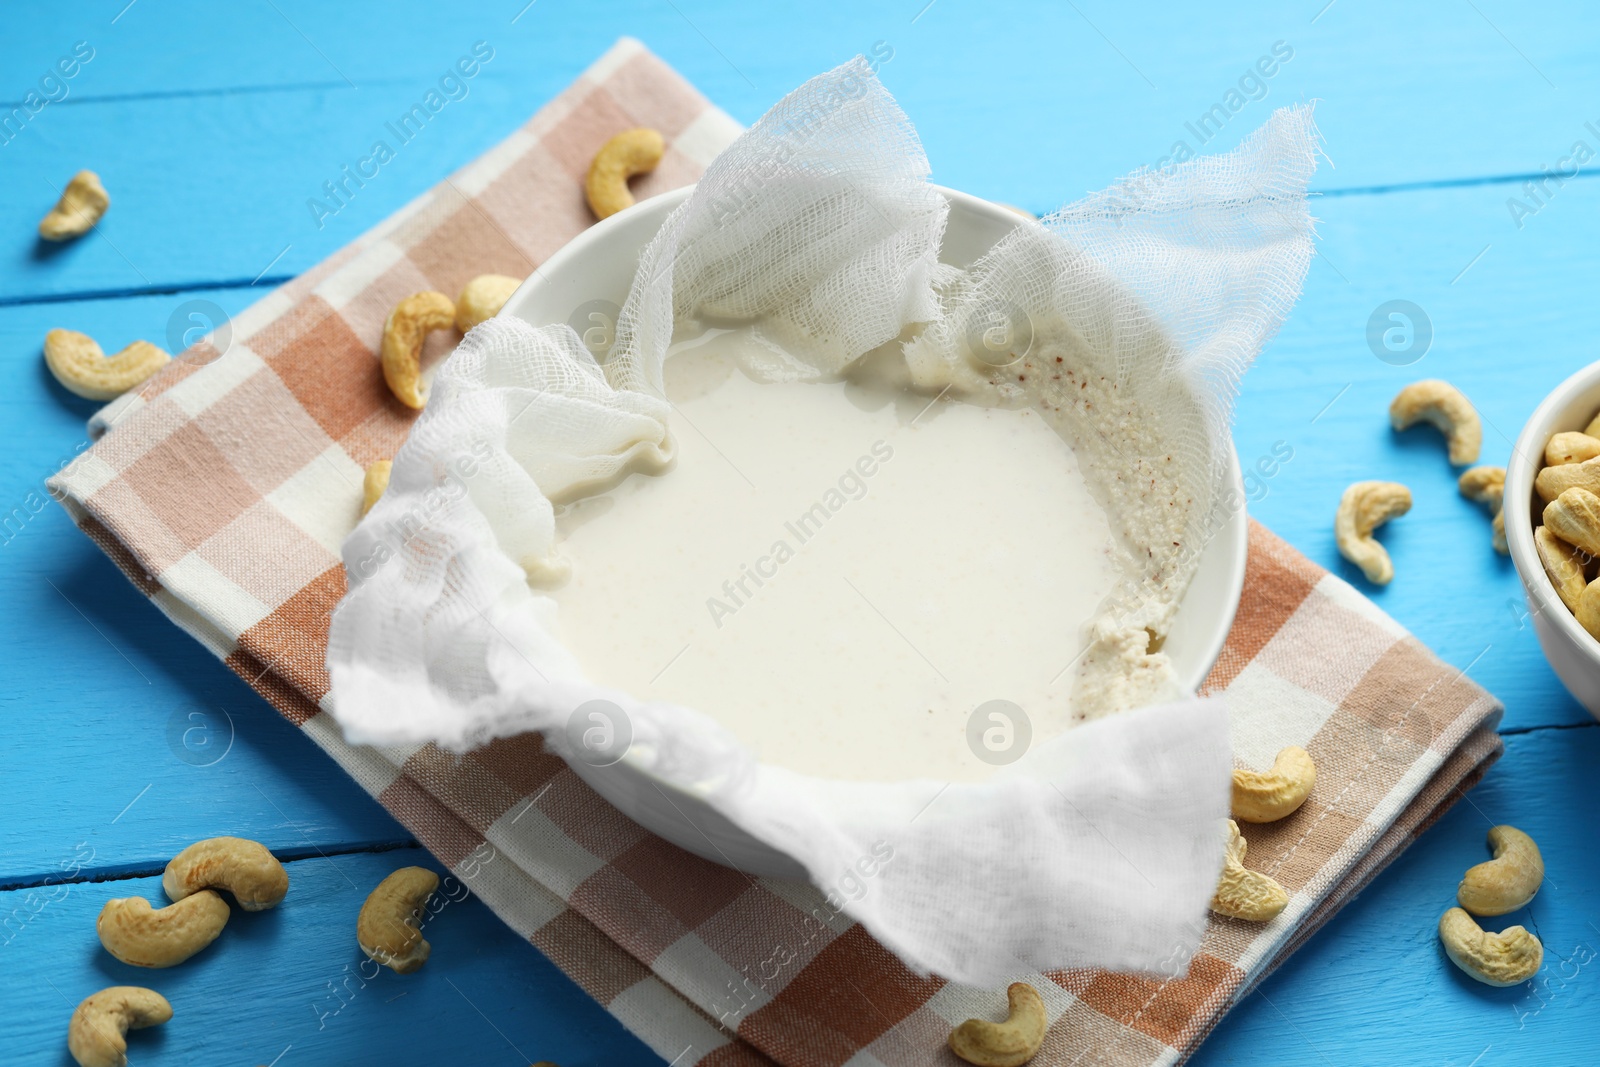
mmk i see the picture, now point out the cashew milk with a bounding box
[548,331,1120,782]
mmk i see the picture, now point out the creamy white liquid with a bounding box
[547,332,1119,782]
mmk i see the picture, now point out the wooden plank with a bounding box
[1235,176,1600,730]
[7,2,1600,1062]
[1192,726,1600,1066]
[0,287,412,884]
[0,847,668,1066]
[4,1,1600,301]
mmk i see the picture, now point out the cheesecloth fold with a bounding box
[327,58,1318,985]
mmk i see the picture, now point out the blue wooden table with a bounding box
[4,2,1598,1063]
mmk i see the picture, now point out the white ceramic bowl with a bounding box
[1506,361,1600,718]
[501,185,1250,878]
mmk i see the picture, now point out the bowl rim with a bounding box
[503,180,1247,758]
[502,181,1248,697]
[497,181,1250,874]
[1505,358,1600,654]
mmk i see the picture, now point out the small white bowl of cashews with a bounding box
[1505,360,1600,720]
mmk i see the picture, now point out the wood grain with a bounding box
[0,848,662,1066]
[1192,729,1600,1065]
[3,1,1598,1064]
[2,1,1598,300]
[0,289,413,885]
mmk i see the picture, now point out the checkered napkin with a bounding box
[48,39,1505,1067]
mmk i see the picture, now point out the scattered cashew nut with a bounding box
[1458,825,1544,916]
[1232,746,1316,823]
[1335,481,1411,585]
[455,273,522,332]
[1579,579,1600,641]
[1439,907,1543,987]
[1535,526,1588,613]
[382,291,456,410]
[1535,455,1600,503]
[1390,379,1482,465]
[1543,487,1600,559]
[1210,819,1289,922]
[44,329,171,401]
[1546,431,1600,466]
[67,986,171,1067]
[948,982,1047,1067]
[357,866,440,974]
[585,128,665,220]
[362,460,392,517]
[1457,465,1508,555]
[163,836,289,911]
[1458,465,1504,509]
[97,891,229,968]
[40,170,109,241]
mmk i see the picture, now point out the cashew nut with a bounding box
[40,170,109,241]
[362,460,392,517]
[1458,466,1507,555]
[1232,746,1316,823]
[97,891,229,968]
[163,836,289,911]
[1535,455,1600,503]
[585,128,665,220]
[1439,907,1542,987]
[948,982,1047,1067]
[1335,481,1411,585]
[1535,525,1588,612]
[1546,431,1600,466]
[1458,825,1544,916]
[1458,465,1504,509]
[67,986,171,1067]
[1390,380,1482,465]
[455,273,521,332]
[1586,412,1600,439]
[1543,487,1600,558]
[1210,820,1288,922]
[357,866,439,974]
[1579,579,1600,641]
[44,329,170,401]
[382,291,456,410]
